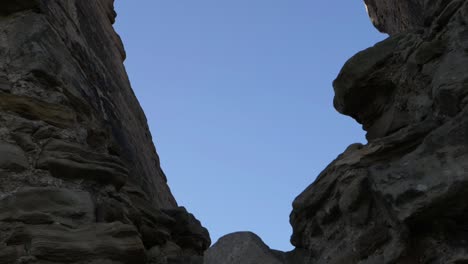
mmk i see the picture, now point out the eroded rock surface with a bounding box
[0,0,209,263]
[204,232,284,264]
[203,233,312,264]
[291,0,468,263]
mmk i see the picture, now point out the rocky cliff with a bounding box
[3,0,468,263]
[0,1,209,263]
[291,0,468,262]
[207,0,468,263]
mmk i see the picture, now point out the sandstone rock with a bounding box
[333,35,403,139]
[5,0,467,262]
[147,241,205,264]
[364,0,467,35]
[0,77,11,92]
[0,0,38,16]
[363,0,425,35]
[36,139,129,189]
[7,222,146,263]
[289,0,468,263]
[0,142,28,171]
[163,207,211,255]
[168,256,204,264]
[204,232,284,264]
[0,187,94,226]
[0,93,76,128]
[12,133,36,152]
[0,0,209,263]
[0,245,24,264]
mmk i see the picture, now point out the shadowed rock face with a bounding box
[363,0,425,35]
[363,0,466,35]
[0,0,209,263]
[204,232,312,264]
[291,0,468,263]
[204,0,468,263]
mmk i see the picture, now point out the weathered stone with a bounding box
[36,139,129,189]
[6,222,146,263]
[289,0,468,263]
[163,207,211,255]
[8,0,468,262]
[168,256,204,264]
[0,93,76,128]
[12,133,36,152]
[148,241,204,264]
[0,77,11,92]
[0,0,210,263]
[0,0,39,16]
[0,246,20,264]
[140,224,172,248]
[0,142,28,171]
[333,35,402,121]
[363,0,425,35]
[204,232,284,264]
[0,187,94,226]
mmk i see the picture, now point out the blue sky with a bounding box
[114,1,386,251]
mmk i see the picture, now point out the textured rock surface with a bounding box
[204,232,284,264]
[363,0,466,35]
[291,0,468,263]
[203,233,312,264]
[204,0,468,263]
[0,0,209,263]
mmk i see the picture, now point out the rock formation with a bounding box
[204,232,311,264]
[207,0,468,263]
[291,0,468,262]
[0,1,209,263]
[3,0,468,263]
[204,232,285,264]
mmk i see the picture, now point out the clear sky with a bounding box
[114,0,386,251]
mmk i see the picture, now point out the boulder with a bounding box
[204,232,284,264]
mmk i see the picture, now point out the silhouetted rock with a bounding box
[291,0,468,263]
[0,0,209,263]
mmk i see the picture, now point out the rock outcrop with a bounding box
[0,0,209,263]
[4,0,467,263]
[291,0,468,263]
[204,232,312,264]
[205,0,468,263]
[204,232,285,264]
